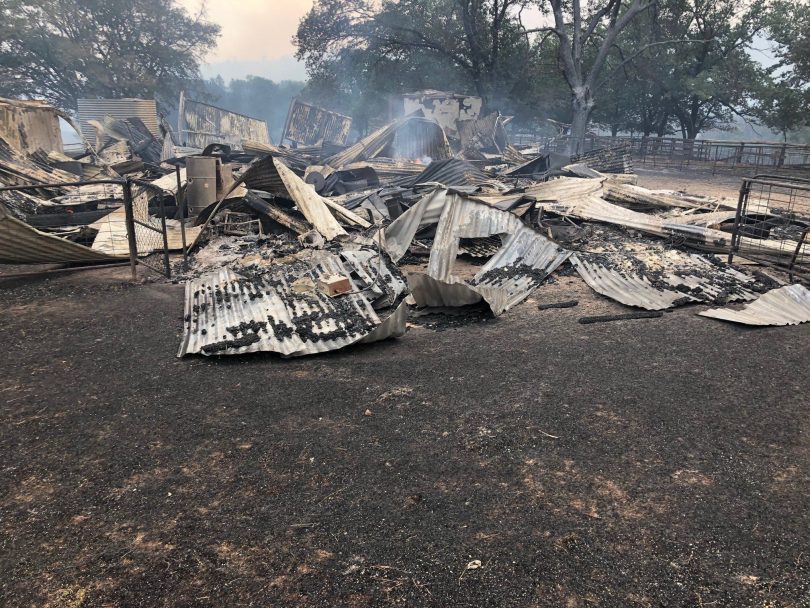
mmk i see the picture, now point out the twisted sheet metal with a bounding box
[385,189,570,315]
[77,98,160,143]
[407,159,488,187]
[178,248,408,357]
[570,252,759,310]
[699,284,810,326]
[0,201,121,263]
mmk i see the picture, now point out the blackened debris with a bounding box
[538,300,579,310]
[579,311,664,324]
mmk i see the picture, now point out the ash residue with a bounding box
[408,302,494,331]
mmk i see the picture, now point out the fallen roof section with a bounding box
[178,247,408,357]
[571,251,762,310]
[699,284,810,326]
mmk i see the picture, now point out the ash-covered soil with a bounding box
[1,267,809,607]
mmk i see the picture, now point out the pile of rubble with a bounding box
[1,92,809,358]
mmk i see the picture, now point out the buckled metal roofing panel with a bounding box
[699,284,810,325]
[0,201,122,263]
[571,252,760,310]
[178,248,408,357]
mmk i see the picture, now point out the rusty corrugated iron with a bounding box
[282,99,352,146]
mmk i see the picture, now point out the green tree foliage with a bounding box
[540,0,659,152]
[766,0,810,85]
[0,0,220,111]
[751,79,808,141]
[592,0,769,139]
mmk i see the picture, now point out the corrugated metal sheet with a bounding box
[90,186,201,256]
[570,252,760,310]
[529,178,810,260]
[178,248,408,357]
[699,284,810,326]
[408,159,488,187]
[0,98,63,154]
[384,189,570,315]
[180,98,270,149]
[0,201,122,263]
[457,112,508,153]
[77,98,159,144]
[571,144,633,174]
[96,116,162,164]
[283,99,352,146]
[0,136,78,188]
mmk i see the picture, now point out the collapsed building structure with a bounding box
[1,92,809,358]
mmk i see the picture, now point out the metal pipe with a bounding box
[176,164,188,264]
[728,178,750,265]
[157,193,171,279]
[122,179,138,281]
[0,178,124,191]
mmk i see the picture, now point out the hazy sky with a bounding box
[179,0,315,81]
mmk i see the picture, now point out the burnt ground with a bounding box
[0,265,808,608]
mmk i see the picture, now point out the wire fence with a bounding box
[509,132,810,176]
[0,178,174,279]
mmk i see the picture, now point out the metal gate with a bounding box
[728,175,810,282]
[0,177,173,279]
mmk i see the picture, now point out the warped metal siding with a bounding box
[283,99,352,146]
[700,284,810,325]
[178,250,408,357]
[385,189,570,315]
[180,99,270,149]
[77,98,159,144]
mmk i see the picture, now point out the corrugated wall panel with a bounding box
[77,98,159,145]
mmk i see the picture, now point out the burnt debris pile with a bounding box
[2,92,810,357]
